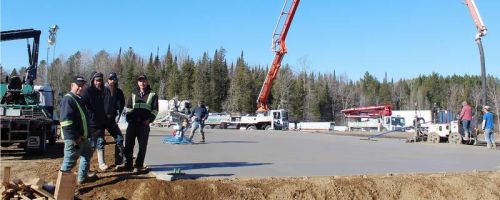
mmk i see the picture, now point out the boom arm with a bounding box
[464,0,487,40]
[1,29,41,84]
[257,0,300,113]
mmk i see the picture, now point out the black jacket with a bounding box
[104,86,125,120]
[126,86,158,124]
[59,92,90,140]
[81,79,106,128]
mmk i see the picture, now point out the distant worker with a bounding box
[104,72,126,166]
[188,101,208,143]
[117,74,158,173]
[81,72,109,171]
[59,76,97,185]
[482,105,495,149]
[459,101,473,140]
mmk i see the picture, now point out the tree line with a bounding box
[2,46,499,127]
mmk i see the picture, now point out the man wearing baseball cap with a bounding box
[103,72,126,166]
[482,105,496,149]
[59,76,97,184]
[116,74,158,173]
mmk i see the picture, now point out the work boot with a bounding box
[492,143,497,149]
[115,164,133,172]
[486,144,491,149]
[77,172,98,185]
[115,145,125,166]
[133,166,150,174]
[97,149,108,171]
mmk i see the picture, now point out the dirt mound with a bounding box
[3,138,500,200]
[75,171,500,200]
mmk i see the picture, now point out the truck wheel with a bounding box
[247,125,257,130]
[214,125,221,129]
[204,125,212,129]
[264,125,271,130]
[448,132,462,145]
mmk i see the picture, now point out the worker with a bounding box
[482,105,495,149]
[81,72,109,171]
[117,74,158,173]
[188,101,208,143]
[104,72,126,166]
[59,76,97,185]
[459,101,473,140]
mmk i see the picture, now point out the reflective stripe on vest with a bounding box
[61,94,89,138]
[60,120,73,127]
[132,92,156,111]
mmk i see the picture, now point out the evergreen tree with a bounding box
[10,68,18,77]
[122,47,138,98]
[179,57,195,100]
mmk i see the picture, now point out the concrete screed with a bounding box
[139,128,500,179]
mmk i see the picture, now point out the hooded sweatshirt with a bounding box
[81,75,107,128]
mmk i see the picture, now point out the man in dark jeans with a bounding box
[104,72,126,166]
[81,72,108,171]
[116,75,158,173]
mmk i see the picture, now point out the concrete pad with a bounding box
[143,128,500,179]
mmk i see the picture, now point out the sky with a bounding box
[1,0,499,81]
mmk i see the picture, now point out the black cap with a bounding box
[137,74,147,80]
[73,76,86,84]
[108,72,118,80]
[92,72,104,80]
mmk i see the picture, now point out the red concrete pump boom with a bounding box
[341,105,393,118]
[464,0,488,108]
[256,0,300,113]
[464,0,487,40]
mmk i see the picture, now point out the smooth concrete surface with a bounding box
[141,128,500,178]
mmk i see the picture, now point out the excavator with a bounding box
[1,29,55,154]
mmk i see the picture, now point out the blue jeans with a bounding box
[60,138,94,182]
[484,128,495,145]
[189,120,205,141]
[462,120,471,137]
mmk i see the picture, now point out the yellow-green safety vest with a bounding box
[131,92,158,117]
[60,93,89,138]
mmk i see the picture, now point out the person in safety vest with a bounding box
[116,74,158,173]
[59,76,98,185]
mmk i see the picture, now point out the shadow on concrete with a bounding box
[149,162,271,172]
[207,141,258,144]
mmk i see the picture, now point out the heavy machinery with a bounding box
[1,29,55,154]
[465,0,488,109]
[341,105,405,132]
[237,0,300,130]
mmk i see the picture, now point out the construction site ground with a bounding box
[1,128,500,199]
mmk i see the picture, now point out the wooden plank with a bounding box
[3,166,11,184]
[54,171,76,200]
[31,185,55,200]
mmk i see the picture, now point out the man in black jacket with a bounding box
[116,74,158,173]
[59,76,97,184]
[81,72,109,171]
[104,72,125,166]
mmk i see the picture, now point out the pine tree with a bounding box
[179,56,195,100]
[122,47,137,98]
